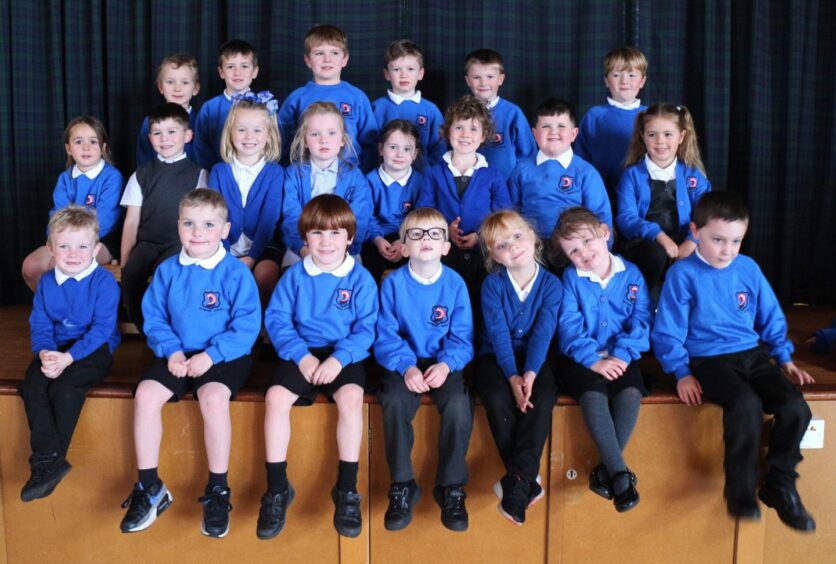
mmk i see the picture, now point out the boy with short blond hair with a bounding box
[372,39,446,168]
[20,206,120,502]
[278,24,379,171]
[193,40,260,169]
[464,48,536,177]
[575,47,648,195]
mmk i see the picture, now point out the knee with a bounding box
[265,386,294,415]
[47,379,82,404]
[728,392,763,422]
[776,397,812,425]
[197,385,230,417]
[437,393,473,423]
[134,383,167,415]
[336,387,364,414]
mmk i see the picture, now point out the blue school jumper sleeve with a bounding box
[477,98,537,177]
[365,168,424,241]
[575,104,646,193]
[372,96,448,167]
[194,94,233,170]
[332,266,379,367]
[51,163,124,238]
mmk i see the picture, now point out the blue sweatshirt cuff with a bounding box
[206,345,223,364]
[332,348,352,368]
[674,365,692,380]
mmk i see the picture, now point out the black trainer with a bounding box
[120,481,173,533]
[498,473,529,525]
[198,485,233,538]
[20,453,72,502]
[331,487,362,538]
[433,484,468,532]
[758,484,816,532]
[527,476,545,507]
[257,484,296,540]
[384,480,422,531]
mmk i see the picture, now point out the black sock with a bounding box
[208,471,228,490]
[337,460,359,493]
[138,467,160,489]
[266,461,288,494]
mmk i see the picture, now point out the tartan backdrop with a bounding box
[1,1,833,305]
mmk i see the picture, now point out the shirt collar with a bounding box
[378,166,412,187]
[178,244,226,269]
[223,88,250,101]
[536,148,573,169]
[303,254,355,277]
[442,151,488,177]
[607,97,641,110]
[157,152,188,164]
[486,96,501,109]
[577,254,626,288]
[54,260,98,285]
[71,159,105,180]
[408,262,443,285]
[506,263,539,301]
[232,156,266,177]
[387,89,422,105]
[644,154,677,181]
[311,159,339,175]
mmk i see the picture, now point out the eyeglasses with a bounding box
[404,227,447,241]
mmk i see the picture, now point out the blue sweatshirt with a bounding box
[136,109,199,168]
[281,162,371,255]
[651,253,795,379]
[508,154,613,240]
[479,266,562,379]
[417,164,511,235]
[559,258,652,368]
[193,94,233,170]
[51,163,124,238]
[574,103,646,193]
[477,98,537,178]
[372,95,447,168]
[30,267,121,359]
[209,161,285,261]
[142,252,261,363]
[375,265,473,375]
[365,168,424,241]
[615,160,711,243]
[279,81,379,171]
[265,257,378,367]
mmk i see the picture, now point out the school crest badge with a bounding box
[625,284,639,304]
[339,102,353,118]
[430,305,449,327]
[336,288,352,309]
[687,176,698,190]
[401,201,413,213]
[736,291,750,312]
[559,175,574,191]
[202,291,220,311]
[492,132,504,146]
[85,194,95,206]
[417,115,428,127]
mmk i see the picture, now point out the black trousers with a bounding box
[692,346,811,499]
[378,361,474,486]
[474,354,557,482]
[21,343,112,457]
[360,234,407,283]
[121,240,181,330]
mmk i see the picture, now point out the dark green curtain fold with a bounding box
[1,0,834,305]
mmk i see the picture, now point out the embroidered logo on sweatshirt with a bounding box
[339,102,353,119]
[335,288,353,309]
[559,175,574,191]
[687,176,698,190]
[625,284,639,304]
[491,132,505,146]
[417,115,428,128]
[85,194,95,206]
[401,201,413,213]
[202,291,220,311]
[430,305,449,327]
[736,291,750,312]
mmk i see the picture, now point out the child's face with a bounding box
[401,219,450,264]
[218,53,258,95]
[148,119,192,160]
[488,222,537,271]
[231,108,269,165]
[465,63,505,102]
[157,64,200,108]
[305,113,345,167]
[690,218,748,269]
[379,130,418,176]
[558,224,612,279]
[178,204,230,260]
[604,65,646,104]
[305,43,349,85]
[641,116,685,168]
[305,227,352,272]
[448,118,486,157]
[384,56,424,96]
[532,113,578,158]
[48,228,100,276]
[65,123,104,172]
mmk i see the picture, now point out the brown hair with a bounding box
[603,46,648,76]
[480,210,543,272]
[63,116,113,167]
[440,95,496,146]
[399,207,448,241]
[219,100,282,163]
[384,39,423,67]
[380,119,420,148]
[692,191,749,228]
[304,24,348,54]
[289,101,356,164]
[179,188,229,222]
[48,205,100,245]
[148,102,191,130]
[624,103,706,175]
[298,194,357,242]
[550,207,607,262]
[156,53,200,86]
[464,48,504,74]
[218,39,258,67]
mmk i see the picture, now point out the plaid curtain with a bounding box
[1,0,834,305]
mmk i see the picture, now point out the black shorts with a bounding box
[99,228,122,260]
[139,354,253,402]
[270,347,366,406]
[558,356,649,400]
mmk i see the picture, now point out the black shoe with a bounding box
[758,484,816,532]
[331,487,362,538]
[527,476,545,507]
[198,485,233,538]
[120,481,173,533]
[20,453,72,502]
[589,464,613,500]
[498,473,529,525]
[433,484,468,532]
[727,496,761,520]
[384,481,422,531]
[257,484,295,540]
[612,471,640,513]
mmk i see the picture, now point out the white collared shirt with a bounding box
[507,263,539,302]
[577,253,626,289]
[442,151,488,178]
[536,149,573,169]
[54,260,98,285]
[71,159,105,180]
[223,88,251,101]
[645,155,677,182]
[310,159,339,198]
[178,244,226,269]
[157,152,188,165]
[408,262,443,285]
[607,97,641,110]
[387,90,422,105]
[303,254,355,277]
[231,156,266,206]
[486,96,501,109]
[378,165,412,187]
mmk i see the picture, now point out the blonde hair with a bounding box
[48,205,100,245]
[219,100,281,163]
[603,46,648,76]
[480,210,543,272]
[156,53,199,86]
[625,103,706,175]
[304,24,348,54]
[63,116,113,168]
[289,102,356,164]
[399,207,448,241]
[179,188,229,222]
